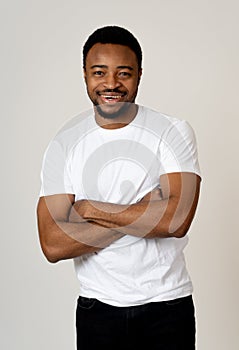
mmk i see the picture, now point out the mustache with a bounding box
[99,89,125,94]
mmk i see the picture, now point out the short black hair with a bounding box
[83,26,142,70]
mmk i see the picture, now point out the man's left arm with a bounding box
[69,172,201,239]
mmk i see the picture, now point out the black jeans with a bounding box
[76,295,196,350]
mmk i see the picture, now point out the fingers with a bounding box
[141,186,163,202]
[68,201,86,223]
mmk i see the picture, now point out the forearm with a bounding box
[74,174,200,239]
[89,196,198,239]
[79,199,176,238]
[39,219,124,263]
[70,173,200,240]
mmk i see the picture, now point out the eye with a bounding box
[119,71,131,78]
[93,71,104,76]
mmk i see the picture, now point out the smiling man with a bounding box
[84,42,141,122]
[37,26,201,349]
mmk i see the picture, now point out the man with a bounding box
[37,26,201,349]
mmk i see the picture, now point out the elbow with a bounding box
[147,224,188,239]
[171,221,191,239]
[45,252,60,264]
[172,227,189,239]
[41,242,61,264]
[150,218,190,239]
[38,228,65,263]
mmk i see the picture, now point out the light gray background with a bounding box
[1,0,239,349]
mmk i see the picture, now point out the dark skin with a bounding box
[37,43,201,263]
[37,172,200,263]
[84,43,142,129]
[69,173,201,239]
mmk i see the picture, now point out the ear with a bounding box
[138,68,143,83]
[83,68,87,83]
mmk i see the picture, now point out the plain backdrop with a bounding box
[1,0,239,349]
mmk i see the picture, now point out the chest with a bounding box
[68,130,161,203]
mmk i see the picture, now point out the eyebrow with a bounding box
[90,65,134,70]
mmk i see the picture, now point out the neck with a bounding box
[94,104,138,130]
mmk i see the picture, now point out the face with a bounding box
[84,43,142,119]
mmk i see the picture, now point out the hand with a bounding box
[140,186,163,202]
[68,200,88,223]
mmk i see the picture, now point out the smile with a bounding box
[98,93,126,104]
[101,95,122,99]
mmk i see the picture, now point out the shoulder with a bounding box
[137,105,194,137]
[47,109,95,153]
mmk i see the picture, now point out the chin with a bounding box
[95,102,133,119]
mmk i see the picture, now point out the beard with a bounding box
[88,86,139,120]
[95,101,133,119]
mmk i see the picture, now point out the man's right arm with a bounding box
[37,194,124,263]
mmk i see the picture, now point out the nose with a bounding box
[103,73,121,89]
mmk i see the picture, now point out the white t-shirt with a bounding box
[40,105,201,306]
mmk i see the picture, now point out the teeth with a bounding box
[101,95,122,99]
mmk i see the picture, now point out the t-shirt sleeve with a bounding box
[39,139,74,197]
[158,120,201,177]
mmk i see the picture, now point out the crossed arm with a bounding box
[37,172,201,263]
